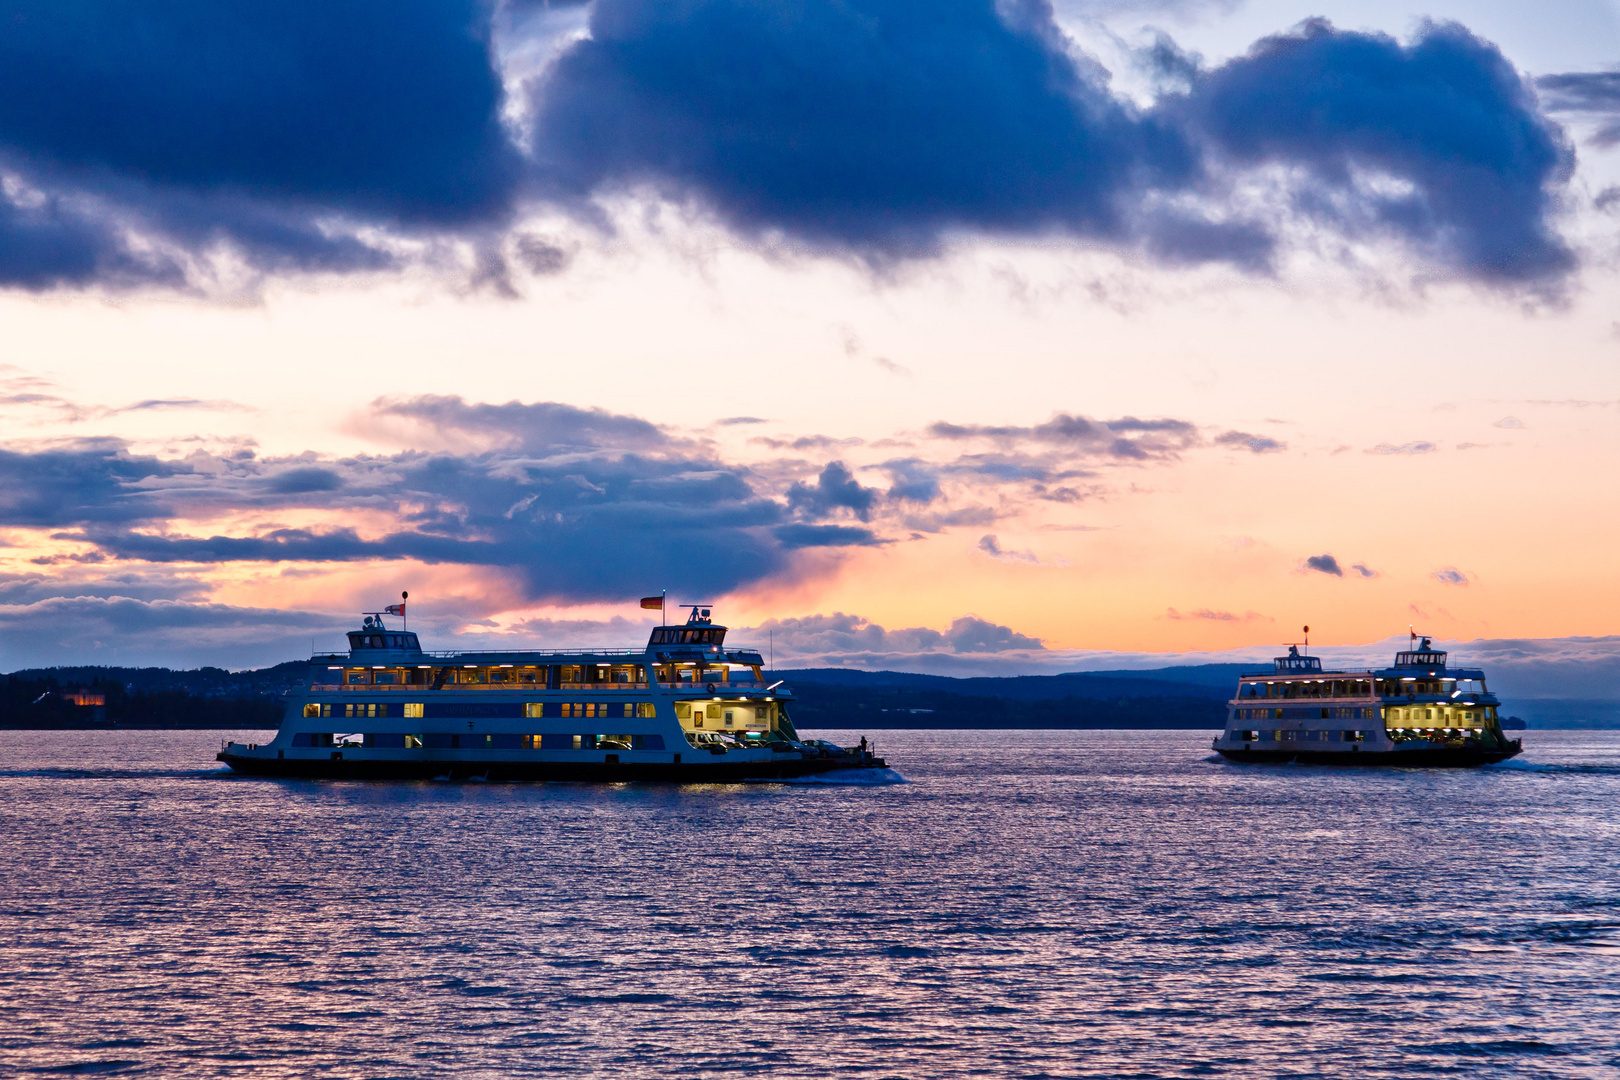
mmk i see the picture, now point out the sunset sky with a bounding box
[3,0,1620,678]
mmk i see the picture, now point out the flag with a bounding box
[639,596,663,610]
[385,603,405,616]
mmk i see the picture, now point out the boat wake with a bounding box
[0,766,230,781]
[1489,758,1620,775]
[776,767,909,785]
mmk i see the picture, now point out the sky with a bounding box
[2,0,1620,685]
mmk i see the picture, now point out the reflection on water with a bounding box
[1,728,1617,1078]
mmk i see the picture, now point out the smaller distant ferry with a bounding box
[218,598,887,782]
[1213,633,1522,767]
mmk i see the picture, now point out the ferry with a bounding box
[218,600,886,781]
[1212,635,1522,766]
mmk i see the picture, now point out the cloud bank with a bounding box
[0,2,1583,293]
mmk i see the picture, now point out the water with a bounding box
[2,729,1618,1079]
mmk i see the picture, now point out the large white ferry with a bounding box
[218,601,886,781]
[1212,635,1522,766]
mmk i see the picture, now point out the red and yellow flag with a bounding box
[639,596,663,610]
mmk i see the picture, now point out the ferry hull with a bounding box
[217,751,888,783]
[1216,743,1521,768]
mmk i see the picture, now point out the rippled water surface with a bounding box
[2,728,1618,1078]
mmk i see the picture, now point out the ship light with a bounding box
[1401,677,1416,682]
[464,664,476,668]
[328,666,341,670]
[372,665,385,669]
[500,664,513,668]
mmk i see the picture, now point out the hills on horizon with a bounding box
[1,658,1596,729]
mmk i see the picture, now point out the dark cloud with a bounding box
[786,462,878,521]
[0,595,345,670]
[882,459,943,504]
[929,413,1198,461]
[0,1,516,220]
[1185,19,1574,285]
[748,611,1045,663]
[773,523,882,549]
[750,435,865,451]
[978,534,1035,564]
[0,0,516,288]
[1304,553,1344,576]
[530,4,1575,286]
[0,194,185,291]
[0,400,903,603]
[372,395,671,454]
[514,234,576,275]
[942,615,1044,652]
[532,0,1192,259]
[1351,563,1379,578]
[115,398,250,415]
[1433,567,1469,586]
[267,467,344,494]
[0,440,185,525]
[1215,430,1286,453]
[1537,70,1620,147]
[0,4,1582,292]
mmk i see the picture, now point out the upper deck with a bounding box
[310,606,774,694]
[1231,637,1495,705]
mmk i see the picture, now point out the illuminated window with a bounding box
[404,703,424,718]
[522,735,542,749]
[523,702,544,718]
[404,735,423,749]
[638,703,656,718]
[303,703,320,718]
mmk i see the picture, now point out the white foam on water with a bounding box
[776,767,909,785]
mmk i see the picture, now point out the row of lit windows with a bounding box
[1386,705,1492,724]
[304,702,657,719]
[1237,679,1486,699]
[1235,707,1376,721]
[1228,730,1368,743]
[557,702,656,718]
[333,664,762,687]
[295,732,665,751]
